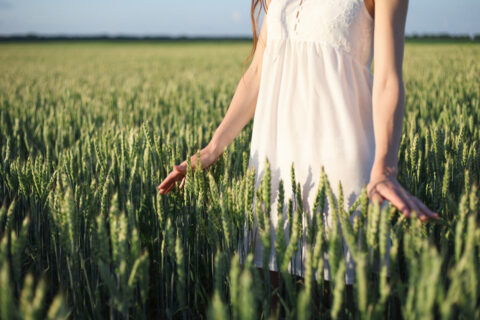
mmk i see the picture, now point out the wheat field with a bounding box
[0,41,479,319]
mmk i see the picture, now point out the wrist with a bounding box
[206,140,222,159]
[370,161,398,179]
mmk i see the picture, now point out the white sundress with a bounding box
[239,0,391,285]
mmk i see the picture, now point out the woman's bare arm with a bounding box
[370,0,407,176]
[367,0,439,221]
[207,4,270,158]
[158,2,270,194]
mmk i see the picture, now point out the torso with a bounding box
[266,0,375,68]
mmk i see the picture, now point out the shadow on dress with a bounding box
[238,150,387,283]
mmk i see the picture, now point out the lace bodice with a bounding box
[267,0,374,67]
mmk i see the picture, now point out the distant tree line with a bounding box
[0,34,252,42]
[0,33,479,42]
[407,33,480,42]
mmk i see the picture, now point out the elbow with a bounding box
[248,61,262,82]
[372,74,404,104]
[242,61,262,95]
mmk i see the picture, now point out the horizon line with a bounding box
[0,31,479,40]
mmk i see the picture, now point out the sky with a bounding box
[0,0,479,37]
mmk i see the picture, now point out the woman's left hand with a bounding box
[367,169,439,222]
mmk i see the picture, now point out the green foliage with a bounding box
[0,41,479,319]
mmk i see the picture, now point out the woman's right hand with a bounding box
[157,2,269,195]
[157,144,220,195]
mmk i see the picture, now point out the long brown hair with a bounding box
[242,0,268,74]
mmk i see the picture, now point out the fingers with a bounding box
[179,176,186,189]
[158,180,173,194]
[369,187,385,206]
[159,177,181,195]
[158,157,199,195]
[375,181,438,222]
[158,169,182,190]
[375,182,411,218]
[158,176,172,191]
[412,195,439,219]
[158,148,218,195]
[158,166,186,194]
[162,182,175,194]
[391,186,424,221]
[398,188,435,222]
[158,179,175,194]
[159,148,216,195]
[404,195,428,222]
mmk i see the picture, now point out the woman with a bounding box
[158,0,439,312]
